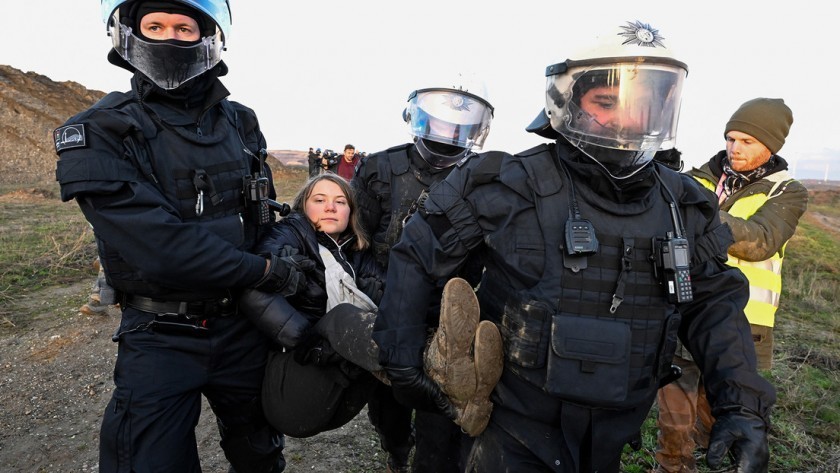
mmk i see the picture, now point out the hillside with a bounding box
[0,65,304,188]
[0,65,105,186]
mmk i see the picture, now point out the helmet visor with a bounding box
[406,89,493,150]
[548,62,686,152]
[110,19,223,89]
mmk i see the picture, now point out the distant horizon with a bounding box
[266,148,839,184]
[5,2,839,181]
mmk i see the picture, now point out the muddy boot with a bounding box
[425,278,504,437]
[425,278,481,403]
[457,320,503,437]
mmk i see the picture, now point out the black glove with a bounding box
[706,406,769,473]
[293,331,342,366]
[384,365,457,420]
[254,253,315,296]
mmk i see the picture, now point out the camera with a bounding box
[321,149,339,168]
[652,233,693,303]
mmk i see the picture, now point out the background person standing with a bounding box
[655,97,807,473]
[336,143,360,180]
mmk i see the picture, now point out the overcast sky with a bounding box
[3,1,838,180]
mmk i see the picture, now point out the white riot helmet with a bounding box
[543,20,687,179]
[404,73,494,168]
[101,0,231,90]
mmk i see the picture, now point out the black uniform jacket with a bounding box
[373,140,776,419]
[54,67,270,298]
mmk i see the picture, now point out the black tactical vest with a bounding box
[76,93,261,299]
[478,146,686,409]
[367,145,450,267]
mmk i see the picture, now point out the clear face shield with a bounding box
[109,14,224,90]
[546,61,686,178]
[407,89,493,149]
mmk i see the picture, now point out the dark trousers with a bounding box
[465,369,650,473]
[99,308,285,473]
[368,383,415,465]
[414,410,470,473]
[368,383,471,472]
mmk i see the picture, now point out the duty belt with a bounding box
[122,294,236,318]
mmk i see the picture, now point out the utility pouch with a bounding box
[499,298,551,369]
[545,314,630,405]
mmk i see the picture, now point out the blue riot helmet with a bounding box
[404,73,494,168]
[101,0,232,90]
[538,20,687,179]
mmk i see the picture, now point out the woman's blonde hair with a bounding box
[291,173,369,251]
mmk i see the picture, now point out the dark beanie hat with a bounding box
[724,98,793,155]
[128,1,215,39]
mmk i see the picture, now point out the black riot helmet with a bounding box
[404,73,494,169]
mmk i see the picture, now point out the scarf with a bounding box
[719,156,777,199]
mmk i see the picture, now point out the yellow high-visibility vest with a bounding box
[695,172,792,327]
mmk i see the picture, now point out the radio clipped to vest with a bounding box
[243,149,272,225]
[242,148,291,225]
[652,172,694,303]
[557,159,599,272]
[652,232,692,303]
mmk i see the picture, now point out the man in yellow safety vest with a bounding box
[654,97,808,473]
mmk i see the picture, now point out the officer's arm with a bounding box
[677,195,776,417]
[56,125,266,291]
[373,175,481,368]
[350,167,383,238]
[239,288,313,349]
[681,258,775,413]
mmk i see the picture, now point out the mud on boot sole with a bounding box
[456,320,503,437]
[425,277,480,403]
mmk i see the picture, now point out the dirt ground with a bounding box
[0,281,386,473]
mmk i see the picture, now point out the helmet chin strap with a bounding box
[415,138,470,169]
[573,142,651,181]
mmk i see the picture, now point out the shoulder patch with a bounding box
[54,125,87,152]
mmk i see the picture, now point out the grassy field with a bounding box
[1,170,838,472]
[621,191,840,472]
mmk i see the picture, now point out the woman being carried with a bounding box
[239,173,502,439]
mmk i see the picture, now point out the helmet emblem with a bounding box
[441,93,473,112]
[618,20,666,48]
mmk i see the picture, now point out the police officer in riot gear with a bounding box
[352,74,494,473]
[372,20,774,473]
[54,1,302,471]
[308,147,323,177]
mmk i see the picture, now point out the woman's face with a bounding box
[304,180,350,240]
